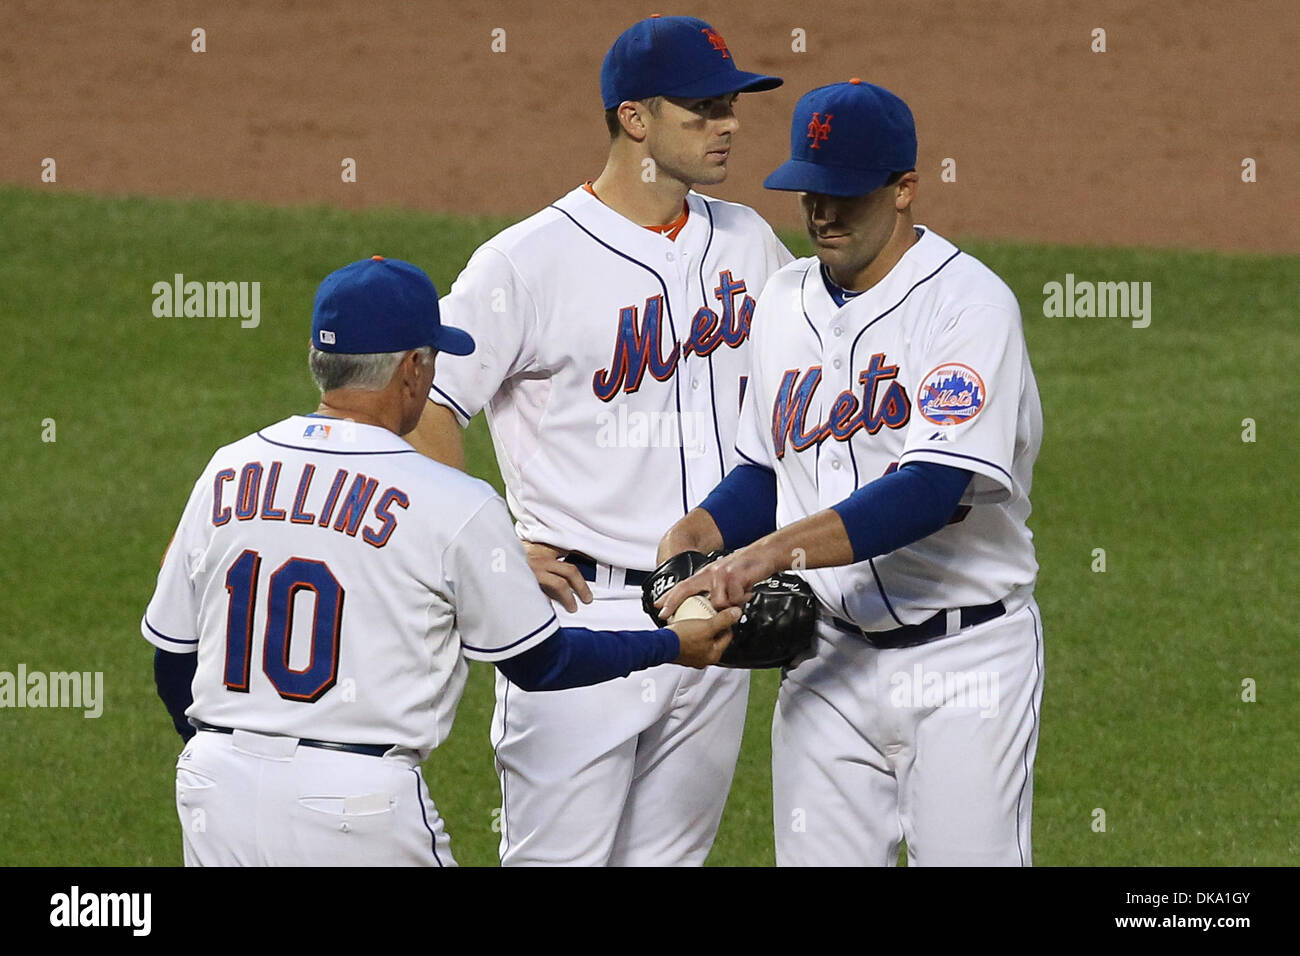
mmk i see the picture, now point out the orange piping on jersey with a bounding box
[583,181,689,241]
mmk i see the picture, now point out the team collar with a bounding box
[555,185,707,248]
[254,415,417,455]
[819,264,864,307]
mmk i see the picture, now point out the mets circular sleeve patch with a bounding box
[917,362,986,425]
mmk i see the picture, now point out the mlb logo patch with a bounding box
[918,363,986,425]
[303,423,332,439]
[319,330,336,345]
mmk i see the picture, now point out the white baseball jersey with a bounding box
[141,415,559,756]
[430,185,792,570]
[737,225,1042,628]
[428,184,789,866]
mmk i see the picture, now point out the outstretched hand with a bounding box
[669,606,742,668]
[656,545,780,618]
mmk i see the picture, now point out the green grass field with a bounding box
[1,185,1295,866]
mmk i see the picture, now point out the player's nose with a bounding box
[712,114,739,138]
[804,193,835,224]
[711,100,739,133]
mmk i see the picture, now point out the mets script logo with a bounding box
[593,271,754,401]
[701,27,730,58]
[772,353,911,458]
[807,112,833,149]
[918,363,986,425]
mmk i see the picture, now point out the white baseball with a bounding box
[669,594,715,624]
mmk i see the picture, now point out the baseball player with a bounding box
[407,16,790,865]
[657,80,1045,866]
[142,256,739,867]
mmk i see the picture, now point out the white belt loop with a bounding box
[945,608,962,635]
[593,561,647,590]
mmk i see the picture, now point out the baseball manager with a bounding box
[142,256,738,866]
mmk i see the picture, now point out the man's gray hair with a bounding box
[309,345,434,393]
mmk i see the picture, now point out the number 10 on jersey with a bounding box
[222,549,344,702]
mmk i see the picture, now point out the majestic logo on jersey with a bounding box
[593,270,754,402]
[701,27,730,58]
[772,353,911,458]
[807,113,833,149]
[918,363,985,425]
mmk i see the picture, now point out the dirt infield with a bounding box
[2,0,1296,253]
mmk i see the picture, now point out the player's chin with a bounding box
[695,158,730,184]
[812,245,849,271]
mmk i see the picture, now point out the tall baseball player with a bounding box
[657,80,1045,866]
[407,16,790,865]
[142,256,739,867]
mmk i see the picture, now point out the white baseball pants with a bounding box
[175,728,454,866]
[773,598,1044,866]
[492,586,749,866]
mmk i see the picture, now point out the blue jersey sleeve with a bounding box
[496,626,680,692]
[154,648,197,741]
[697,463,778,551]
[830,462,972,563]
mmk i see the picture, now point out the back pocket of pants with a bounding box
[296,793,396,838]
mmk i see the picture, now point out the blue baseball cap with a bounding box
[311,256,474,356]
[601,15,782,110]
[764,79,917,196]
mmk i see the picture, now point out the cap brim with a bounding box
[660,69,783,100]
[432,326,475,356]
[763,158,893,197]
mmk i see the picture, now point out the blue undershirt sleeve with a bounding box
[830,462,973,563]
[496,626,680,692]
[697,463,778,551]
[154,648,197,741]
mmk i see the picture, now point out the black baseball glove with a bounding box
[724,573,817,669]
[642,552,817,669]
[641,550,717,625]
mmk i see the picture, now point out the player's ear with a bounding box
[894,171,919,211]
[399,348,427,391]
[617,101,650,142]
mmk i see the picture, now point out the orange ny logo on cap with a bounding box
[807,112,833,149]
[701,26,730,58]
